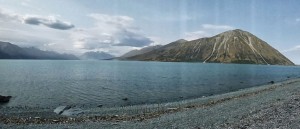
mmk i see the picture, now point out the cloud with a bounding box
[184,31,211,41]
[89,14,134,28]
[0,21,71,47]
[113,29,153,47]
[282,45,300,65]
[23,15,74,30]
[0,8,75,54]
[72,13,153,50]
[0,9,20,22]
[0,8,74,30]
[21,1,30,7]
[297,18,300,22]
[143,15,193,22]
[202,24,234,30]
[282,45,300,53]
[0,8,153,56]
[184,24,235,40]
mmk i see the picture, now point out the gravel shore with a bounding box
[1,78,300,129]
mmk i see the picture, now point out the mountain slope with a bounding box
[126,29,294,65]
[0,41,78,60]
[121,45,163,58]
[80,51,115,60]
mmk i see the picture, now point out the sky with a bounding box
[0,0,300,64]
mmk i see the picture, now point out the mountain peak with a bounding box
[175,39,188,43]
[81,51,114,60]
[232,29,244,32]
[125,30,294,65]
[221,29,244,34]
[120,45,163,58]
[215,29,254,39]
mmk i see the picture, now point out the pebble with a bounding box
[52,119,59,122]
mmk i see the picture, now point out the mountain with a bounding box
[125,29,294,65]
[0,41,78,60]
[80,51,115,60]
[121,45,163,58]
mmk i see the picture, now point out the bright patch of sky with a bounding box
[0,0,300,64]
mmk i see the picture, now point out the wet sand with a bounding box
[1,78,300,128]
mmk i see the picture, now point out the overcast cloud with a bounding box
[0,9,74,30]
[184,24,235,41]
[72,13,153,50]
[0,8,154,56]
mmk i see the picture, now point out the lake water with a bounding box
[0,60,299,108]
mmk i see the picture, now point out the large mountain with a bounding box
[125,29,294,65]
[120,45,163,58]
[80,51,115,60]
[0,41,78,60]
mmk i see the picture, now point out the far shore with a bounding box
[1,78,300,128]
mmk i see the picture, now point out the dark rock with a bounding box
[54,105,83,116]
[122,98,128,101]
[186,105,195,108]
[0,95,12,103]
[58,106,72,115]
[54,105,73,115]
[97,105,103,108]
[269,81,275,84]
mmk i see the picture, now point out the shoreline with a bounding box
[1,78,300,128]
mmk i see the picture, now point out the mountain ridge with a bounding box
[80,51,115,60]
[120,45,163,58]
[0,41,78,60]
[124,29,294,65]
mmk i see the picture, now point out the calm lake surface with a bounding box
[0,60,300,108]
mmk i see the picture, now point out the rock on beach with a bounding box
[0,95,12,103]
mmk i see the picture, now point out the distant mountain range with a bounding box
[80,51,115,60]
[0,41,116,60]
[123,29,294,65]
[0,41,78,60]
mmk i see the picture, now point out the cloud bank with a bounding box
[0,9,74,30]
[282,45,300,53]
[0,8,153,56]
[184,24,235,41]
[72,14,153,50]
[282,45,300,65]
[0,9,20,22]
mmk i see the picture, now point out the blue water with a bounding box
[0,60,299,108]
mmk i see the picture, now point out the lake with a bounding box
[0,60,299,108]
